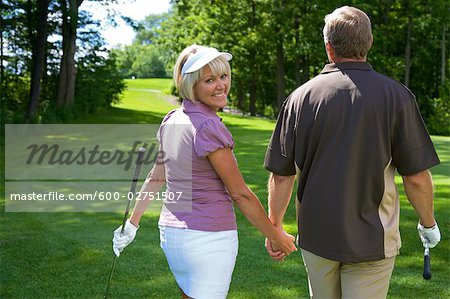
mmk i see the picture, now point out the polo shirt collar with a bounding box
[182,99,219,118]
[321,61,373,74]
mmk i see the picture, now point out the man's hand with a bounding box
[265,228,297,261]
[265,238,286,261]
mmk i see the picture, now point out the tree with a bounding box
[113,41,168,79]
[403,0,413,87]
[2,0,37,122]
[1,0,126,123]
[25,0,50,122]
[56,0,83,108]
[133,13,168,45]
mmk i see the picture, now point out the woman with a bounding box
[112,44,297,299]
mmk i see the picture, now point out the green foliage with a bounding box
[152,0,449,134]
[2,0,448,133]
[1,0,127,124]
[428,91,450,136]
[111,13,170,79]
[1,77,29,123]
[75,53,126,113]
[38,54,126,123]
[113,44,168,79]
[133,13,169,45]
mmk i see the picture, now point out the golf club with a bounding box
[104,147,146,299]
[422,238,431,280]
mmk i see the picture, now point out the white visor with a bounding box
[181,48,232,75]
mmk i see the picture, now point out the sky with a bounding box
[80,0,171,48]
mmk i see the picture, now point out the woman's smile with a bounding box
[194,65,230,111]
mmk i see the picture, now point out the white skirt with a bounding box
[159,226,238,299]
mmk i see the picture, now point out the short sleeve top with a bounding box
[157,99,237,231]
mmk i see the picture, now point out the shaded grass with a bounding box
[1,78,449,298]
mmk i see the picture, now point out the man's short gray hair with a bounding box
[323,6,372,59]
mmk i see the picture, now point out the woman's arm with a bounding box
[208,147,297,255]
[129,157,166,227]
[112,156,166,256]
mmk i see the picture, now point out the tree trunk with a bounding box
[294,16,301,86]
[235,80,245,114]
[301,55,310,84]
[276,36,285,109]
[381,3,391,74]
[275,0,286,110]
[441,24,447,86]
[56,0,82,108]
[56,0,69,107]
[249,76,257,116]
[25,0,50,122]
[404,6,412,87]
[248,0,257,116]
[0,11,4,98]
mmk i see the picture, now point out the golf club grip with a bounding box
[423,253,431,280]
[120,147,146,234]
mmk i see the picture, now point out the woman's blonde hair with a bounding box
[323,6,372,59]
[173,44,231,102]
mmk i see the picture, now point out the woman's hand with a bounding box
[266,229,297,260]
[112,219,139,257]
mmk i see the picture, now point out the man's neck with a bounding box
[333,57,366,63]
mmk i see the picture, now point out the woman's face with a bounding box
[194,65,230,111]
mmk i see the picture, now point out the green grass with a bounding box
[75,78,177,124]
[1,78,449,298]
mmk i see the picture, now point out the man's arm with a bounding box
[268,173,296,227]
[402,169,441,248]
[402,170,435,227]
[265,173,296,260]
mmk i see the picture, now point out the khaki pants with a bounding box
[301,249,396,299]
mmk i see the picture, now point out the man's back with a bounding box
[264,6,440,298]
[265,61,439,262]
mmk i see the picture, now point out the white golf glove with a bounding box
[417,222,441,248]
[112,219,139,257]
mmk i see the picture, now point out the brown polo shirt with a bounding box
[264,62,440,263]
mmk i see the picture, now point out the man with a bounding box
[264,6,441,299]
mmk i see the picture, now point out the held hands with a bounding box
[112,219,139,257]
[265,228,297,261]
[417,222,441,248]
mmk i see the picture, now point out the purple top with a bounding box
[157,99,237,231]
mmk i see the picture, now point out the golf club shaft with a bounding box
[423,239,431,280]
[104,147,146,299]
[104,256,117,298]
